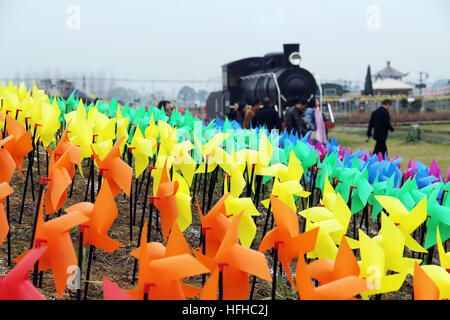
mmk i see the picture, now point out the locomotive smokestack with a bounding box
[283,44,301,67]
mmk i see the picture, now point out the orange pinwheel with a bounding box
[44,148,75,214]
[65,180,122,252]
[258,195,319,288]
[197,194,232,257]
[413,262,440,300]
[0,182,14,245]
[152,160,181,241]
[195,212,272,300]
[306,236,361,283]
[50,125,81,178]
[128,221,208,300]
[0,136,16,184]
[91,136,132,197]
[14,194,89,298]
[295,246,369,300]
[302,236,369,299]
[0,247,47,300]
[3,115,32,178]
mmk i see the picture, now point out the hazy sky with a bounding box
[1,0,449,93]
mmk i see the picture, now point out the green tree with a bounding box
[177,86,196,103]
[363,65,374,96]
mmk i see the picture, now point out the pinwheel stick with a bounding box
[128,148,135,241]
[77,225,87,300]
[6,195,11,266]
[147,201,156,242]
[348,186,357,239]
[261,201,272,242]
[253,175,263,211]
[36,141,41,176]
[191,169,198,203]
[201,227,210,286]
[247,163,256,198]
[133,175,139,226]
[84,158,92,201]
[249,201,273,301]
[359,204,370,235]
[207,166,219,211]
[19,154,33,224]
[30,178,50,249]
[32,238,46,286]
[218,263,227,300]
[202,155,209,215]
[69,167,76,198]
[83,244,96,300]
[272,241,282,300]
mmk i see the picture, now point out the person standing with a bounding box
[251,97,281,131]
[157,100,173,118]
[285,96,308,136]
[227,102,239,122]
[367,99,394,156]
[235,102,248,127]
[243,99,261,129]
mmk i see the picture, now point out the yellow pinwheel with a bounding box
[222,177,259,248]
[298,178,354,260]
[36,99,60,147]
[259,150,304,182]
[375,195,428,254]
[66,100,93,160]
[262,178,309,212]
[88,105,116,143]
[129,126,154,179]
[373,213,422,275]
[358,229,409,299]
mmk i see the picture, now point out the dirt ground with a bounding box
[0,147,424,300]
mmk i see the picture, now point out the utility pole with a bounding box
[417,71,429,95]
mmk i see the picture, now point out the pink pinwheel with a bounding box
[0,247,47,300]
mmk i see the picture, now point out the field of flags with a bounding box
[0,81,449,300]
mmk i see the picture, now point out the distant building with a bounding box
[373,79,413,96]
[422,79,450,96]
[374,61,408,81]
[321,83,344,96]
[372,61,412,95]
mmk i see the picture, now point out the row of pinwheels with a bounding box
[0,81,449,300]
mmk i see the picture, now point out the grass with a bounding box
[397,123,450,132]
[330,126,450,170]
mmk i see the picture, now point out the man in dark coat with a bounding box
[367,99,394,156]
[251,97,281,131]
[284,96,308,137]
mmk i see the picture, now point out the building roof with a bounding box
[373,79,413,90]
[375,61,408,80]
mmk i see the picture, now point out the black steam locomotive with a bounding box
[205,44,320,120]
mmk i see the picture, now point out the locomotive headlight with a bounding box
[288,52,301,66]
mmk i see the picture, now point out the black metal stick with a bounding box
[128,149,134,241]
[133,175,139,226]
[76,225,85,300]
[69,165,77,198]
[83,244,95,300]
[272,244,280,300]
[18,155,32,224]
[6,196,11,265]
[207,167,219,211]
[218,264,225,301]
[84,158,92,201]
